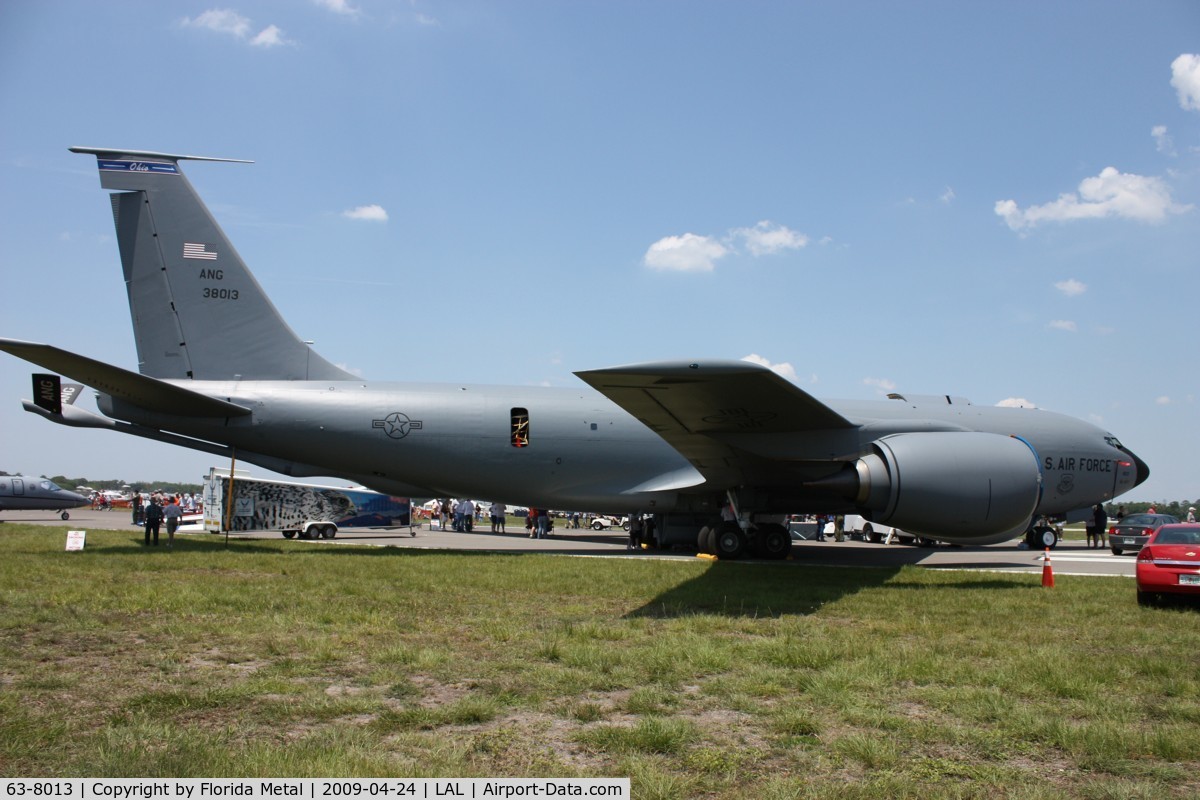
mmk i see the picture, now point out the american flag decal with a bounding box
[183,242,217,260]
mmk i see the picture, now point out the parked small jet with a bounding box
[0,148,1149,557]
[0,475,89,520]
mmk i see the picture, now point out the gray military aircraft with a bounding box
[0,475,89,520]
[0,147,1149,558]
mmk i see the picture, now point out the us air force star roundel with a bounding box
[372,412,424,439]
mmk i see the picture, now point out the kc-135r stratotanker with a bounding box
[0,148,1148,558]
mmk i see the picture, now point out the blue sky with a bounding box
[1,1,1197,502]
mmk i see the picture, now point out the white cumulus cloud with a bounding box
[1170,53,1200,111]
[250,24,292,47]
[643,220,811,272]
[1054,278,1087,297]
[742,354,797,381]
[1156,396,1171,405]
[995,167,1190,231]
[1152,125,1176,156]
[863,377,896,394]
[729,221,808,256]
[314,0,360,16]
[643,233,728,272]
[1048,319,1077,332]
[182,9,252,37]
[181,9,293,47]
[996,398,1038,409]
[342,204,388,222]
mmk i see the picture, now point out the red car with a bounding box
[1135,524,1200,606]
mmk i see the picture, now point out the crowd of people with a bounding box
[130,491,200,548]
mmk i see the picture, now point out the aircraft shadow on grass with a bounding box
[626,560,904,619]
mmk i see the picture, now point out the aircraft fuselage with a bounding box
[98,379,1141,530]
[0,476,89,513]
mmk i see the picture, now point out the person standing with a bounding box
[163,495,183,548]
[628,513,643,551]
[490,501,506,533]
[1093,504,1108,550]
[1085,511,1098,549]
[143,496,163,546]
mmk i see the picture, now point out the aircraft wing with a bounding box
[0,338,250,418]
[575,360,855,484]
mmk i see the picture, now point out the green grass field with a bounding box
[1,525,1197,798]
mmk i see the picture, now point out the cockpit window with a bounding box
[39,481,62,492]
[1104,435,1123,449]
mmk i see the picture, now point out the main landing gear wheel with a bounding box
[714,522,746,560]
[754,523,792,560]
[60,511,70,520]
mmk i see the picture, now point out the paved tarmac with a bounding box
[3,506,1136,579]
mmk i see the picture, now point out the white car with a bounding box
[842,514,933,545]
[590,515,629,531]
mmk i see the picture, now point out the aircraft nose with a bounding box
[1123,448,1150,487]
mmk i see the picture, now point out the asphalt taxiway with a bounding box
[3,506,1136,579]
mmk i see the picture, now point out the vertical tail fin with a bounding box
[70,147,354,381]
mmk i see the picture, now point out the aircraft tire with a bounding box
[61,511,70,520]
[1034,527,1058,549]
[757,523,791,560]
[696,526,711,553]
[714,523,746,560]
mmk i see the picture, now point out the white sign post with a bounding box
[65,530,86,551]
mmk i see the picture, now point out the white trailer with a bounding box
[202,468,411,539]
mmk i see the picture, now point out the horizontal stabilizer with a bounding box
[68,146,253,165]
[0,339,250,418]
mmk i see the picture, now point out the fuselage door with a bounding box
[12,478,24,497]
[1112,457,1137,495]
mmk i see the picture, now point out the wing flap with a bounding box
[0,338,250,418]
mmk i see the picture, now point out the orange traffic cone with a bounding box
[1041,548,1055,588]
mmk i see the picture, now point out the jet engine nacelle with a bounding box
[853,432,1041,543]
